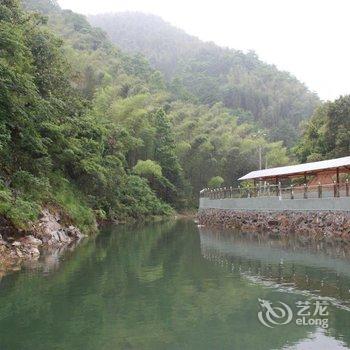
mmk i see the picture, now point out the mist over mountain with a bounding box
[89,12,320,146]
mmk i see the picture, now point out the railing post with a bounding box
[333,181,339,198]
[317,182,322,198]
[346,179,349,197]
[303,183,308,199]
[229,186,233,198]
[267,183,270,197]
[278,182,282,199]
[291,185,294,199]
[337,182,340,198]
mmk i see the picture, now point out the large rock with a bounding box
[0,209,86,276]
[19,235,42,247]
[66,226,85,239]
[34,209,83,246]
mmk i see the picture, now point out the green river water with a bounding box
[0,219,350,349]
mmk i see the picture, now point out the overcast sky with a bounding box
[58,0,349,101]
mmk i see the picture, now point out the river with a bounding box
[0,219,350,349]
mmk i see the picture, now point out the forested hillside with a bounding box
[1,0,174,230]
[0,0,314,231]
[89,12,320,146]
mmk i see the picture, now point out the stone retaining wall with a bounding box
[200,196,350,211]
[198,209,350,242]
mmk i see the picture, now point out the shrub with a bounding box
[208,176,224,188]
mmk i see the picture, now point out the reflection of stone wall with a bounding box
[201,240,350,309]
[199,228,350,309]
[198,209,350,241]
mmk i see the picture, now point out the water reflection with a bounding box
[200,226,350,349]
[0,220,349,349]
[199,228,350,307]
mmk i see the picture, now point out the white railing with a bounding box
[200,181,350,200]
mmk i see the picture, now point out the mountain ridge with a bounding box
[89,12,320,146]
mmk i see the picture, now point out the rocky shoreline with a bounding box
[0,209,86,274]
[198,209,350,242]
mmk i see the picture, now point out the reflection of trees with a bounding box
[200,227,350,349]
[0,220,311,349]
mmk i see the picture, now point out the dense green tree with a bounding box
[133,159,162,178]
[153,109,181,182]
[208,176,224,188]
[324,96,350,157]
[152,108,187,206]
[133,159,177,206]
[295,95,350,162]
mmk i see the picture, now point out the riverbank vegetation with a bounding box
[0,0,333,231]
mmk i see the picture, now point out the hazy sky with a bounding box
[58,0,350,101]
